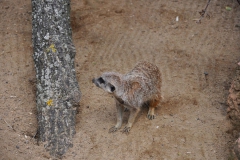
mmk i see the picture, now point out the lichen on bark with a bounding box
[32,0,81,157]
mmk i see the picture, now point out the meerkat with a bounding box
[92,61,161,133]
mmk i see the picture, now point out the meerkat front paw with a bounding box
[124,107,129,112]
[109,126,120,133]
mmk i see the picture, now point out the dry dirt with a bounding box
[1,0,240,159]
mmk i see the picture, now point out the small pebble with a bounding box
[176,16,179,21]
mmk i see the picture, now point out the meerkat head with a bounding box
[92,72,122,94]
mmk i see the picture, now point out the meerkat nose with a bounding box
[92,78,95,83]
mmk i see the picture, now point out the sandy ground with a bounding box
[0,0,240,159]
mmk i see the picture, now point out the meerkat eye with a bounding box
[110,85,115,92]
[98,77,105,84]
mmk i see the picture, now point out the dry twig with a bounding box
[194,0,211,24]
[3,119,15,131]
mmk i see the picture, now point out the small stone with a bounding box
[16,145,19,149]
[176,16,179,21]
[235,24,240,28]
[115,9,124,14]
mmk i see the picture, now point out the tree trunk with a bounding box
[227,65,240,159]
[32,0,81,157]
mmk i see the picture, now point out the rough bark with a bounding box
[32,0,81,157]
[227,65,240,159]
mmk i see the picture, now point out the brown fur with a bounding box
[92,61,161,133]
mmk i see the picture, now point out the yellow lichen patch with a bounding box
[47,44,57,53]
[46,99,53,106]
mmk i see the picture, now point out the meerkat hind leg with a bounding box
[122,108,140,133]
[147,99,160,120]
[109,101,124,133]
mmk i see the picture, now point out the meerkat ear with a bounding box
[131,82,140,90]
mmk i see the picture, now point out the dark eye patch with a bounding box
[98,77,105,84]
[110,85,115,92]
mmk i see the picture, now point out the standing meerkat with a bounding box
[92,61,161,133]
